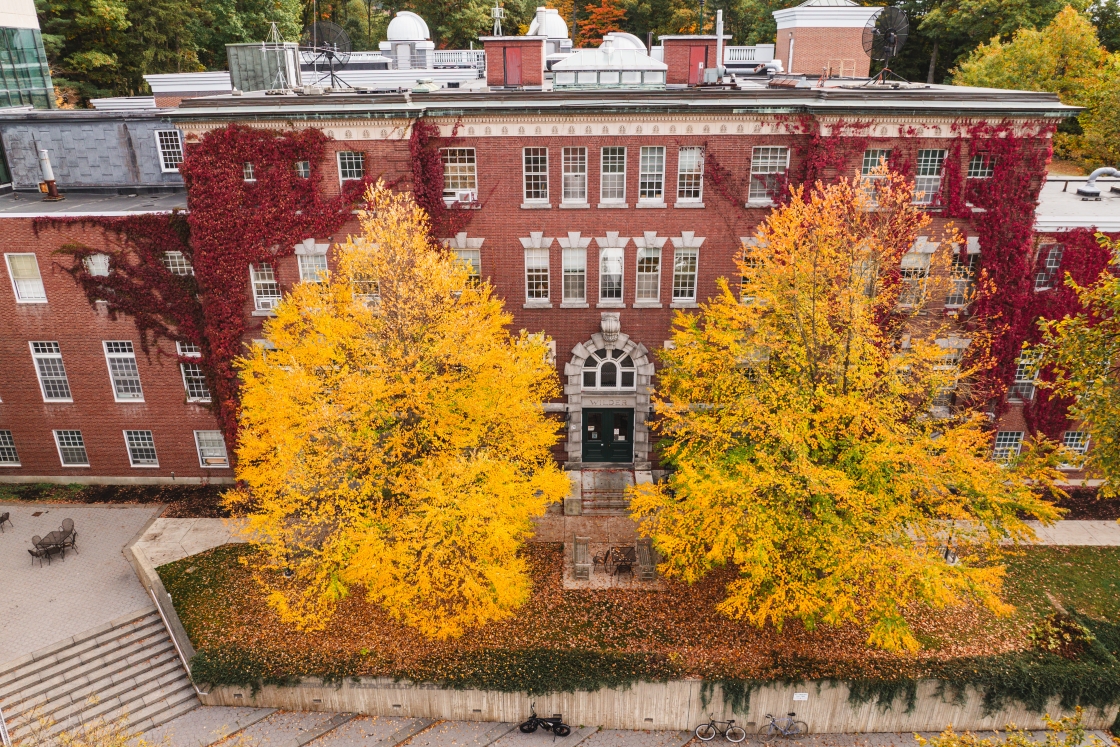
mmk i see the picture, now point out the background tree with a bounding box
[578,0,628,44]
[229,184,570,639]
[953,6,1120,168]
[36,0,131,100]
[629,172,1062,653]
[1037,237,1120,497]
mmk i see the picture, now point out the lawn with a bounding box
[159,542,1120,694]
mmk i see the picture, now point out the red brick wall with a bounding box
[484,39,546,87]
[0,221,233,482]
[779,28,871,78]
[661,38,719,85]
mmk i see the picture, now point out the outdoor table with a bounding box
[610,546,636,564]
[37,530,67,553]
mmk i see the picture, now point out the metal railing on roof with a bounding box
[724,45,774,62]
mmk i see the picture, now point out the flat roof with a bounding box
[1036,176,1120,233]
[0,191,186,219]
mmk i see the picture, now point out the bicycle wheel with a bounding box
[787,721,808,739]
[695,723,718,741]
[555,725,572,737]
[757,723,778,744]
[519,721,538,733]
[725,725,747,743]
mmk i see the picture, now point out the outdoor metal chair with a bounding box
[592,549,611,575]
[0,512,11,532]
[28,546,49,566]
[614,561,634,584]
[60,518,78,553]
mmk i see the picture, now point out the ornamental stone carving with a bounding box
[600,313,620,342]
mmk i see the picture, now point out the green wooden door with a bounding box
[582,408,634,463]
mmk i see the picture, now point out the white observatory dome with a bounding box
[528,7,569,39]
[387,11,430,41]
[603,32,646,50]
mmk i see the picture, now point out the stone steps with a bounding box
[581,494,632,515]
[0,608,199,742]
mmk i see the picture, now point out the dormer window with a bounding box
[583,348,636,390]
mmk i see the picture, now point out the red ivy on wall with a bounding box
[408,117,473,243]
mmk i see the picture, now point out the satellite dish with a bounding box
[300,21,353,89]
[862,7,909,84]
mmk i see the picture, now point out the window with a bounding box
[749,147,789,202]
[914,149,947,205]
[177,341,201,356]
[676,147,703,202]
[636,248,661,302]
[600,248,624,301]
[638,146,665,201]
[525,248,550,300]
[124,430,158,467]
[31,342,72,401]
[352,271,380,302]
[54,430,89,466]
[946,253,978,307]
[103,341,144,401]
[454,249,481,286]
[582,348,636,390]
[161,251,194,276]
[195,430,229,468]
[298,254,328,283]
[993,431,1024,462]
[1009,351,1038,401]
[967,153,994,179]
[523,148,548,202]
[6,253,46,302]
[932,345,964,410]
[180,362,210,401]
[242,162,256,182]
[861,149,891,198]
[441,148,477,198]
[337,151,365,181]
[600,147,626,202]
[1063,431,1090,465]
[156,131,183,172]
[0,431,19,466]
[295,160,311,178]
[1034,245,1064,291]
[672,248,699,301]
[251,263,281,311]
[563,247,586,302]
[562,147,587,203]
[741,240,761,303]
[898,253,930,307]
[83,253,110,277]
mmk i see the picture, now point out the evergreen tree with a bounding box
[36,0,131,100]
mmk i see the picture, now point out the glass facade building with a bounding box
[0,27,55,110]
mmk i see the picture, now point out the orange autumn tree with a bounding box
[229,183,569,639]
[629,172,1063,652]
[577,0,626,45]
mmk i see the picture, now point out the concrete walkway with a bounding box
[0,502,160,666]
[134,517,250,567]
[1027,520,1120,546]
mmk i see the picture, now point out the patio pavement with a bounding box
[0,502,160,666]
[134,517,250,567]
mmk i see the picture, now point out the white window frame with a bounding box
[103,340,144,402]
[6,253,47,303]
[453,249,481,286]
[993,431,1024,462]
[562,147,588,204]
[31,341,72,402]
[898,253,930,307]
[242,162,256,182]
[83,253,110,277]
[1009,351,1039,402]
[1061,431,1090,468]
[525,248,550,301]
[441,147,477,199]
[600,147,627,203]
[946,253,978,307]
[250,263,282,311]
[53,430,89,467]
[155,130,184,173]
[638,146,665,202]
[523,147,549,203]
[672,248,699,302]
[748,147,789,202]
[161,250,194,276]
[1035,245,1064,291]
[914,149,947,205]
[563,247,586,302]
[297,254,328,283]
[123,430,159,468]
[180,361,210,402]
[581,348,638,391]
[676,146,704,203]
[967,152,994,179]
[295,160,312,178]
[337,151,365,182]
[635,247,661,302]
[0,430,20,467]
[599,247,624,302]
[194,430,230,468]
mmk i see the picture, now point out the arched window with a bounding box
[582,348,636,390]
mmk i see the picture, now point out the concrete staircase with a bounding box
[580,467,635,515]
[0,608,199,743]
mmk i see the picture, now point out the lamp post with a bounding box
[698,0,705,33]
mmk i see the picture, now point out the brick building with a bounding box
[0,15,1114,490]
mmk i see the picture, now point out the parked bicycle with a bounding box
[519,702,572,737]
[694,714,747,743]
[757,712,807,743]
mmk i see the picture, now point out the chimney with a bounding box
[480,36,547,87]
[659,34,730,85]
[772,0,882,78]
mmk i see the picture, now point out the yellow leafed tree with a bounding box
[629,172,1063,652]
[229,183,570,639]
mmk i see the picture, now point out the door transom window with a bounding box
[582,348,636,390]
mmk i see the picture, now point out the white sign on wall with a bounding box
[793,693,808,701]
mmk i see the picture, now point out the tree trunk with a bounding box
[927,39,939,84]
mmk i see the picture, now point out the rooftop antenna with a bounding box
[492,1,505,36]
[300,21,353,89]
[862,7,909,85]
[263,22,291,91]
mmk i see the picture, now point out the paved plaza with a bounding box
[0,502,160,665]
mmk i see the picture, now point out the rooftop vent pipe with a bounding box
[1076,166,1119,200]
[38,149,64,202]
